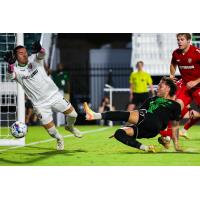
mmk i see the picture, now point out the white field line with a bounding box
[0,127,111,153]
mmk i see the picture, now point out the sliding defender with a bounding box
[84,77,182,152]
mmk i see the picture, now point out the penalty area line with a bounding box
[0,127,111,153]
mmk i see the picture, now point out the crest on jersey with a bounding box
[188,58,192,63]
[176,59,180,62]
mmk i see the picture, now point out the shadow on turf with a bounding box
[0,148,87,165]
[118,151,200,154]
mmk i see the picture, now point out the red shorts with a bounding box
[176,79,200,106]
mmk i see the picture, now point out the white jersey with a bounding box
[11,51,59,106]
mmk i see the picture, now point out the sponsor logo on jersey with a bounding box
[188,58,192,63]
[176,59,180,62]
[22,69,38,79]
[179,65,194,69]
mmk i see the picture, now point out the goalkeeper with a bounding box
[4,41,82,151]
[84,77,182,152]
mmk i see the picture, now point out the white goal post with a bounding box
[0,33,25,146]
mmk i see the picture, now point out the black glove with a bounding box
[4,51,16,64]
[31,41,42,54]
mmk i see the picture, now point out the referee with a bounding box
[129,61,155,109]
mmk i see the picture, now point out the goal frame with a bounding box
[0,33,25,146]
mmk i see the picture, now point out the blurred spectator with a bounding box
[126,102,135,112]
[51,63,70,99]
[129,61,155,110]
[98,96,115,126]
[51,63,70,126]
[25,96,38,125]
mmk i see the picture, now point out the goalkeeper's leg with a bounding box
[64,106,82,138]
[43,121,64,151]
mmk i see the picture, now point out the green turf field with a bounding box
[0,125,200,166]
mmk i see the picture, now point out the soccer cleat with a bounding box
[179,129,189,139]
[65,126,83,138]
[57,138,64,151]
[83,102,95,120]
[158,136,170,149]
[146,145,156,153]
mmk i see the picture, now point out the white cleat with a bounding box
[65,126,83,138]
[57,138,64,151]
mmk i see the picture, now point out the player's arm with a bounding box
[129,83,134,101]
[4,51,16,80]
[171,120,182,152]
[170,63,177,81]
[31,41,45,61]
[129,73,134,102]
[147,75,155,96]
[186,77,200,89]
[187,48,200,89]
[170,51,178,81]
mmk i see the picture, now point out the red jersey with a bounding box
[171,45,200,84]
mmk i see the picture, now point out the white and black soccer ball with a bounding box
[10,121,27,138]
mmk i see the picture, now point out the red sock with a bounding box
[160,121,172,137]
[184,118,200,130]
[181,106,189,119]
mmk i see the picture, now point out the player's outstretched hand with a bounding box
[31,41,42,54]
[4,51,16,65]
[175,145,183,152]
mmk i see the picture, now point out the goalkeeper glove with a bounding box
[4,51,16,65]
[31,41,42,54]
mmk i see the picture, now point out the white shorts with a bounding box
[33,92,71,125]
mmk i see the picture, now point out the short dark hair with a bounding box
[13,45,25,56]
[161,76,177,97]
[176,33,191,41]
[136,61,144,66]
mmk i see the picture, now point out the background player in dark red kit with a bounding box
[159,33,200,145]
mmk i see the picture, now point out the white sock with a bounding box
[139,144,148,151]
[93,112,102,120]
[47,126,62,140]
[65,110,77,128]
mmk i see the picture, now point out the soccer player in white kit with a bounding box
[4,41,82,150]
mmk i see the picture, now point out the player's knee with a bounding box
[47,126,57,136]
[114,129,126,141]
[43,121,55,129]
[67,109,78,118]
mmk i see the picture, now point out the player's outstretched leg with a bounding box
[83,102,130,122]
[83,102,102,120]
[179,117,200,139]
[114,129,156,153]
[64,107,82,138]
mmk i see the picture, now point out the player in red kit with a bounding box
[159,33,200,147]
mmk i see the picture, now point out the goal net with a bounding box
[0,33,25,146]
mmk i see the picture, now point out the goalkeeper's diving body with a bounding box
[4,41,82,150]
[84,77,182,152]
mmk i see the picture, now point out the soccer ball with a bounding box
[10,121,27,138]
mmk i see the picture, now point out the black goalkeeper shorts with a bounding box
[127,110,160,139]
